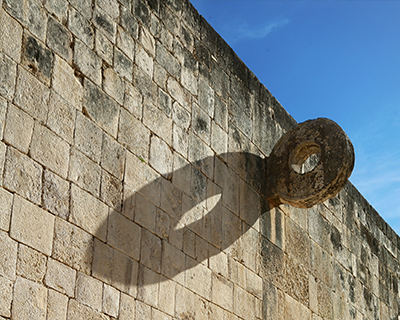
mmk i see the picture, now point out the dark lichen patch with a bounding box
[22,33,54,84]
[330,226,342,251]
[195,117,208,133]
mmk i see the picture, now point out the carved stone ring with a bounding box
[267,118,355,208]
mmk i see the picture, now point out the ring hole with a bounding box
[290,142,321,174]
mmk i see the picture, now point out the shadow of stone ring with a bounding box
[267,118,355,208]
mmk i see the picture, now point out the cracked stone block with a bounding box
[0,53,16,100]
[74,39,102,85]
[68,7,94,48]
[47,15,73,62]
[0,188,12,232]
[0,230,17,280]
[3,147,42,205]
[16,244,46,282]
[43,169,70,219]
[3,103,34,153]
[30,123,70,178]
[0,9,23,62]
[10,195,55,255]
[74,113,103,163]
[45,258,76,297]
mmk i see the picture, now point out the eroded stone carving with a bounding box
[267,118,355,208]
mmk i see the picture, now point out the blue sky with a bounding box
[191,0,400,234]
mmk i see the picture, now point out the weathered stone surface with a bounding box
[68,7,94,48]
[0,275,13,317]
[173,123,189,158]
[44,0,68,24]
[69,184,109,241]
[0,230,17,280]
[43,169,70,219]
[103,67,125,104]
[47,289,68,320]
[192,102,211,145]
[198,77,214,118]
[93,6,116,43]
[123,81,142,119]
[0,52,17,100]
[0,98,6,140]
[143,99,173,144]
[16,244,46,282]
[3,147,42,204]
[10,195,55,255]
[30,123,70,178]
[100,170,123,211]
[120,6,139,39]
[114,48,133,82]
[52,218,93,274]
[102,284,120,317]
[69,0,92,19]
[134,65,158,100]
[3,103,34,153]
[47,16,72,62]
[118,293,136,320]
[101,133,126,180]
[97,0,119,19]
[211,274,233,312]
[156,41,181,79]
[0,9,23,62]
[12,276,47,320]
[167,77,190,110]
[45,258,76,297]
[136,44,153,78]
[83,79,120,137]
[0,188,13,232]
[149,135,173,179]
[74,39,102,85]
[96,29,113,65]
[117,26,135,61]
[137,265,159,308]
[76,272,103,310]
[67,299,108,320]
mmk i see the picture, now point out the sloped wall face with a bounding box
[0,0,399,320]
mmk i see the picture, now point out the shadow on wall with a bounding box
[85,152,272,293]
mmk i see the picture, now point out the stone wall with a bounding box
[0,0,398,319]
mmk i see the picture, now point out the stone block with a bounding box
[161,240,185,283]
[70,184,108,241]
[155,208,170,240]
[152,309,172,320]
[69,0,92,19]
[181,67,197,95]
[149,135,173,180]
[156,41,181,79]
[74,39,102,85]
[52,218,93,273]
[93,6,116,44]
[118,108,150,161]
[76,272,103,310]
[123,81,142,119]
[137,264,159,308]
[158,88,172,116]
[22,35,53,90]
[3,103,34,153]
[45,258,76,297]
[0,52,17,100]
[189,132,214,180]
[134,194,157,235]
[47,16,73,61]
[75,113,103,163]
[234,284,256,319]
[139,25,155,56]
[0,230,17,280]
[103,67,125,104]
[192,102,211,145]
[119,293,136,320]
[107,211,141,260]
[143,99,173,144]
[214,94,228,132]
[308,206,332,253]
[0,275,13,317]
[97,0,119,19]
[140,228,161,273]
[198,78,214,118]
[0,9,23,62]
[154,61,168,90]
[30,123,70,178]
[158,277,176,316]
[173,123,189,158]
[120,6,139,39]
[47,289,68,320]
[101,133,126,180]
[185,256,211,299]
[68,7,94,48]
[135,300,151,319]
[285,218,311,269]
[11,195,54,255]
[4,0,47,41]
[100,170,123,211]
[115,48,133,82]
[16,244,46,282]
[95,29,113,65]
[117,26,135,61]
[102,284,120,317]
[43,169,70,219]
[52,56,83,109]
[0,98,6,140]
[67,299,108,320]
[284,293,311,320]
[68,148,101,196]
[0,188,12,232]
[134,65,158,100]
[167,77,190,110]
[211,121,228,156]
[172,152,191,194]
[136,44,153,78]
[4,147,42,204]
[83,79,120,137]
[172,101,191,129]
[44,0,68,24]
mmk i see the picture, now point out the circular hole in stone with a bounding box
[290,141,321,174]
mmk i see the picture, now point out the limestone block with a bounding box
[158,88,172,117]
[139,25,155,56]
[136,44,153,78]
[154,61,168,90]
[172,101,190,130]
[116,27,135,61]
[137,265,159,308]
[0,188,12,232]
[43,170,70,219]
[0,52,17,100]
[74,39,102,85]
[45,258,76,297]
[214,95,228,132]
[211,121,227,156]
[0,275,13,317]
[155,208,170,240]
[0,143,3,187]
[52,55,83,109]
[101,133,126,180]
[161,240,185,283]
[47,289,68,320]
[93,6,116,43]
[172,152,191,195]
[188,131,214,180]
[69,184,108,241]
[12,276,47,320]
[0,9,23,62]
[30,123,70,178]
[69,0,92,19]
[14,65,50,122]
[284,293,311,320]
[156,42,181,79]
[52,218,93,274]
[198,77,215,118]
[145,95,174,138]
[214,158,239,215]
[68,7,94,48]
[83,79,120,137]
[0,230,17,280]
[118,108,150,161]
[173,123,189,159]
[44,0,68,24]
[95,29,113,65]
[234,284,256,319]
[100,170,123,211]
[167,77,190,110]
[3,103,34,153]
[103,68,125,105]
[4,0,47,41]
[135,300,151,319]
[68,148,101,196]
[107,211,141,260]
[140,228,161,273]
[76,272,103,310]
[102,284,120,317]
[158,278,176,316]
[246,268,263,300]
[74,112,103,163]
[209,251,228,280]
[149,135,173,179]
[0,98,6,140]
[185,256,212,299]
[181,67,198,95]
[285,218,311,269]
[119,293,135,320]
[47,16,73,62]
[97,0,119,19]
[11,195,54,255]
[16,244,46,282]
[134,65,158,101]
[211,274,233,312]
[153,309,172,320]
[115,48,134,83]
[67,299,108,320]
[123,81,142,119]
[134,193,157,233]
[120,6,139,39]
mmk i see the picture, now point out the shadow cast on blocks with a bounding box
[85,152,273,294]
